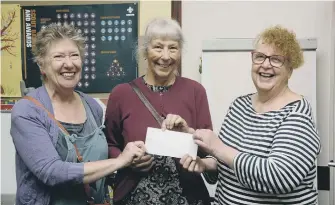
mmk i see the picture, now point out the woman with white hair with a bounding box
[104,18,216,205]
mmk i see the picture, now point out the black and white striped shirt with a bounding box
[215,94,321,205]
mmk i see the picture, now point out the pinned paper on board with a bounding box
[1,4,22,97]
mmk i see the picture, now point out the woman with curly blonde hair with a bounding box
[171,25,321,204]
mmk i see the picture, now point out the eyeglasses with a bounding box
[52,54,80,62]
[251,51,285,68]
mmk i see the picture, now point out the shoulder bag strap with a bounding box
[23,96,83,161]
[129,81,164,126]
[23,96,111,205]
[24,96,69,135]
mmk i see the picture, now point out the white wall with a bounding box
[182,1,334,204]
[1,113,17,195]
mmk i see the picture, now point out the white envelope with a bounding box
[145,127,198,159]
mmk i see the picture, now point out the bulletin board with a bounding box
[1,4,23,97]
[21,3,139,93]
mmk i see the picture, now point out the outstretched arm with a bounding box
[11,102,145,186]
[194,112,321,194]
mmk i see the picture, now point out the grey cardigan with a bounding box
[10,86,103,205]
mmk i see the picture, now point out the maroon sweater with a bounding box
[104,76,213,202]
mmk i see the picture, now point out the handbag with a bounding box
[23,96,110,205]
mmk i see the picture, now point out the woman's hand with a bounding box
[130,154,155,172]
[193,129,222,156]
[118,141,146,167]
[180,154,206,174]
[162,114,194,133]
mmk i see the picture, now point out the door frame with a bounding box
[330,1,335,204]
[171,0,182,75]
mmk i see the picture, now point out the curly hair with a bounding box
[256,25,304,69]
[32,23,85,66]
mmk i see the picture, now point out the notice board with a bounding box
[21,3,138,93]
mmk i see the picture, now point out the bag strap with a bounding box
[23,96,110,205]
[23,96,84,162]
[129,81,164,126]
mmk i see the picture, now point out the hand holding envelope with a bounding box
[144,127,209,174]
[145,113,198,159]
[161,114,195,134]
[143,114,212,174]
[180,155,207,174]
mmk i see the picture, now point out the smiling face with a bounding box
[251,42,292,94]
[41,38,82,90]
[146,38,181,79]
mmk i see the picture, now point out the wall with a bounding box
[0,113,16,197]
[182,1,334,204]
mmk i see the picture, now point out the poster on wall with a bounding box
[1,4,23,97]
[21,3,138,93]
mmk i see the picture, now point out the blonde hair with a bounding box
[32,23,85,66]
[256,25,304,69]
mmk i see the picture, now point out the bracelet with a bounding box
[205,155,218,162]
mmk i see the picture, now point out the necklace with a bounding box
[142,76,173,93]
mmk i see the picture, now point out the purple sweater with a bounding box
[10,86,103,205]
[104,76,213,202]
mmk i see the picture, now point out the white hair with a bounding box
[136,18,184,59]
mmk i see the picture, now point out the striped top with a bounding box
[215,94,321,205]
